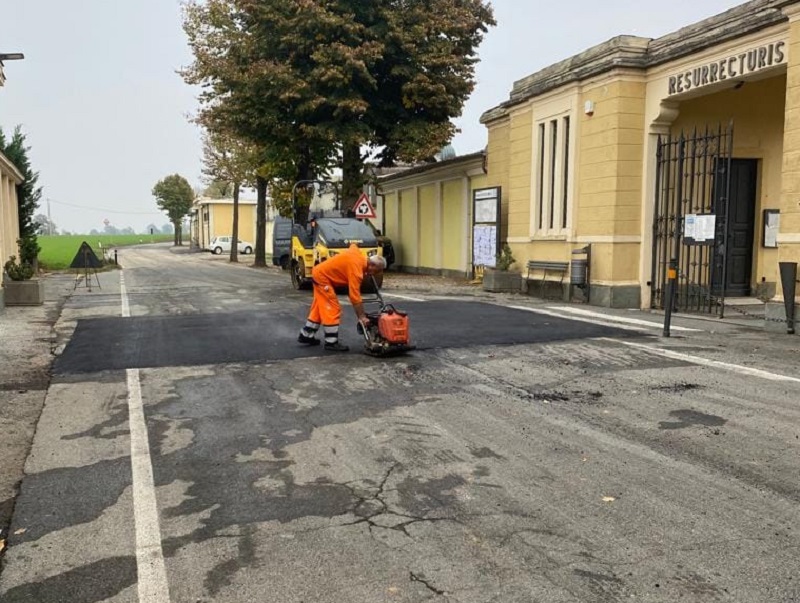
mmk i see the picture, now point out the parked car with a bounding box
[206,236,254,255]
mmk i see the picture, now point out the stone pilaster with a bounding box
[779,6,800,267]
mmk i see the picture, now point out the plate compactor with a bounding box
[358,276,414,357]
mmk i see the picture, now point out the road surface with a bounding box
[1,244,799,602]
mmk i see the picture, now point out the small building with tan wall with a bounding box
[190,196,261,251]
[482,0,800,314]
[378,152,489,278]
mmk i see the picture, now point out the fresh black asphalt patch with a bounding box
[53,301,639,374]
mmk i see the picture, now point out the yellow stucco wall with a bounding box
[672,73,786,286]
[484,79,646,284]
[418,184,436,268]
[0,168,21,266]
[384,191,400,254]
[577,80,646,283]
[441,181,463,271]
[379,165,486,276]
[209,204,257,243]
[508,109,533,240]
[486,120,511,240]
[579,80,646,239]
[398,189,418,267]
[781,16,800,272]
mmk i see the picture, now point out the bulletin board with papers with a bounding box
[472,187,501,272]
[683,213,717,246]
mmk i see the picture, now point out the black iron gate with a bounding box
[650,123,734,315]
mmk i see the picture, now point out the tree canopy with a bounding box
[152,174,195,245]
[182,0,494,208]
[0,126,42,265]
[201,129,262,261]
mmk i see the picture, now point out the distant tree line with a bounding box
[33,214,177,237]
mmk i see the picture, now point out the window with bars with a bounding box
[533,113,573,234]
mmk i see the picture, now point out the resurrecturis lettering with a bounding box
[668,41,786,96]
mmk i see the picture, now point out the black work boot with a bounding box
[298,333,321,346]
[324,341,350,352]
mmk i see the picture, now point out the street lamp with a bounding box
[0,53,25,62]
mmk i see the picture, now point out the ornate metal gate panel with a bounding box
[650,124,734,315]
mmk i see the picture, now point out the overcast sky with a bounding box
[0,0,744,234]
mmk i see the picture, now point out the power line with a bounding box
[44,198,165,216]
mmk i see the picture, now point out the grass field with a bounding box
[38,234,174,270]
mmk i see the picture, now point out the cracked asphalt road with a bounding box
[1,244,800,602]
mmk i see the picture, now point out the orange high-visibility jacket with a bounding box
[311,244,368,305]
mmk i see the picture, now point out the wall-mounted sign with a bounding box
[763,209,780,249]
[668,41,786,96]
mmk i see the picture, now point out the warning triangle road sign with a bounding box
[69,241,103,269]
[353,193,377,219]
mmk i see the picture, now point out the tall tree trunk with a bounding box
[342,141,363,214]
[254,176,267,267]
[230,182,240,263]
[173,220,180,246]
[294,144,314,227]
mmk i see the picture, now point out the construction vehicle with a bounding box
[289,180,384,291]
[358,275,414,356]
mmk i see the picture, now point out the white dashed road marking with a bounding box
[546,305,700,332]
[382,292,427,302]
[603,338,800,384]
[510,305,651,333]
[121,272,171,603]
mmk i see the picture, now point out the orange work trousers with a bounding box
[308,280,341,327]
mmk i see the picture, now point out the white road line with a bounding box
[546,305,700,332]
[121,273,171,603]
[382,292,426,302]
[601,338,800,384]
[509,305,649,333]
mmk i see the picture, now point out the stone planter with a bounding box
[482,268,521,293]
[2,279,45,306]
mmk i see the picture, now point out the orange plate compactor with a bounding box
[358,276,414,357]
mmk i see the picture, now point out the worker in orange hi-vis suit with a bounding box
[298,244,387,352]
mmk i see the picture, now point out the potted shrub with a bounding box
[483,244,521,293]
[2,255,45,306]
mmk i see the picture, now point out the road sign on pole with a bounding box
[353,193,377,219]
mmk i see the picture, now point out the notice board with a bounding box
[472,187,501,272]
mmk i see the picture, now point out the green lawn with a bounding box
[38,234,174,270]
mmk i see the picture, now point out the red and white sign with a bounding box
[352,193,377,219]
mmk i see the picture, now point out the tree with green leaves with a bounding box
[181,0,494,211]
[33,213,58,236]
[201,130,260,263]
[152,174,195,246]
[202,180,233,199]
[0,126,42,266]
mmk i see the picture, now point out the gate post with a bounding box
[779,262,798,335]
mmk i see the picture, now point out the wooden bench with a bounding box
[526,260,569,299]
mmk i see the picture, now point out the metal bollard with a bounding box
[779,262,798,335]
[663,258,678,337]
